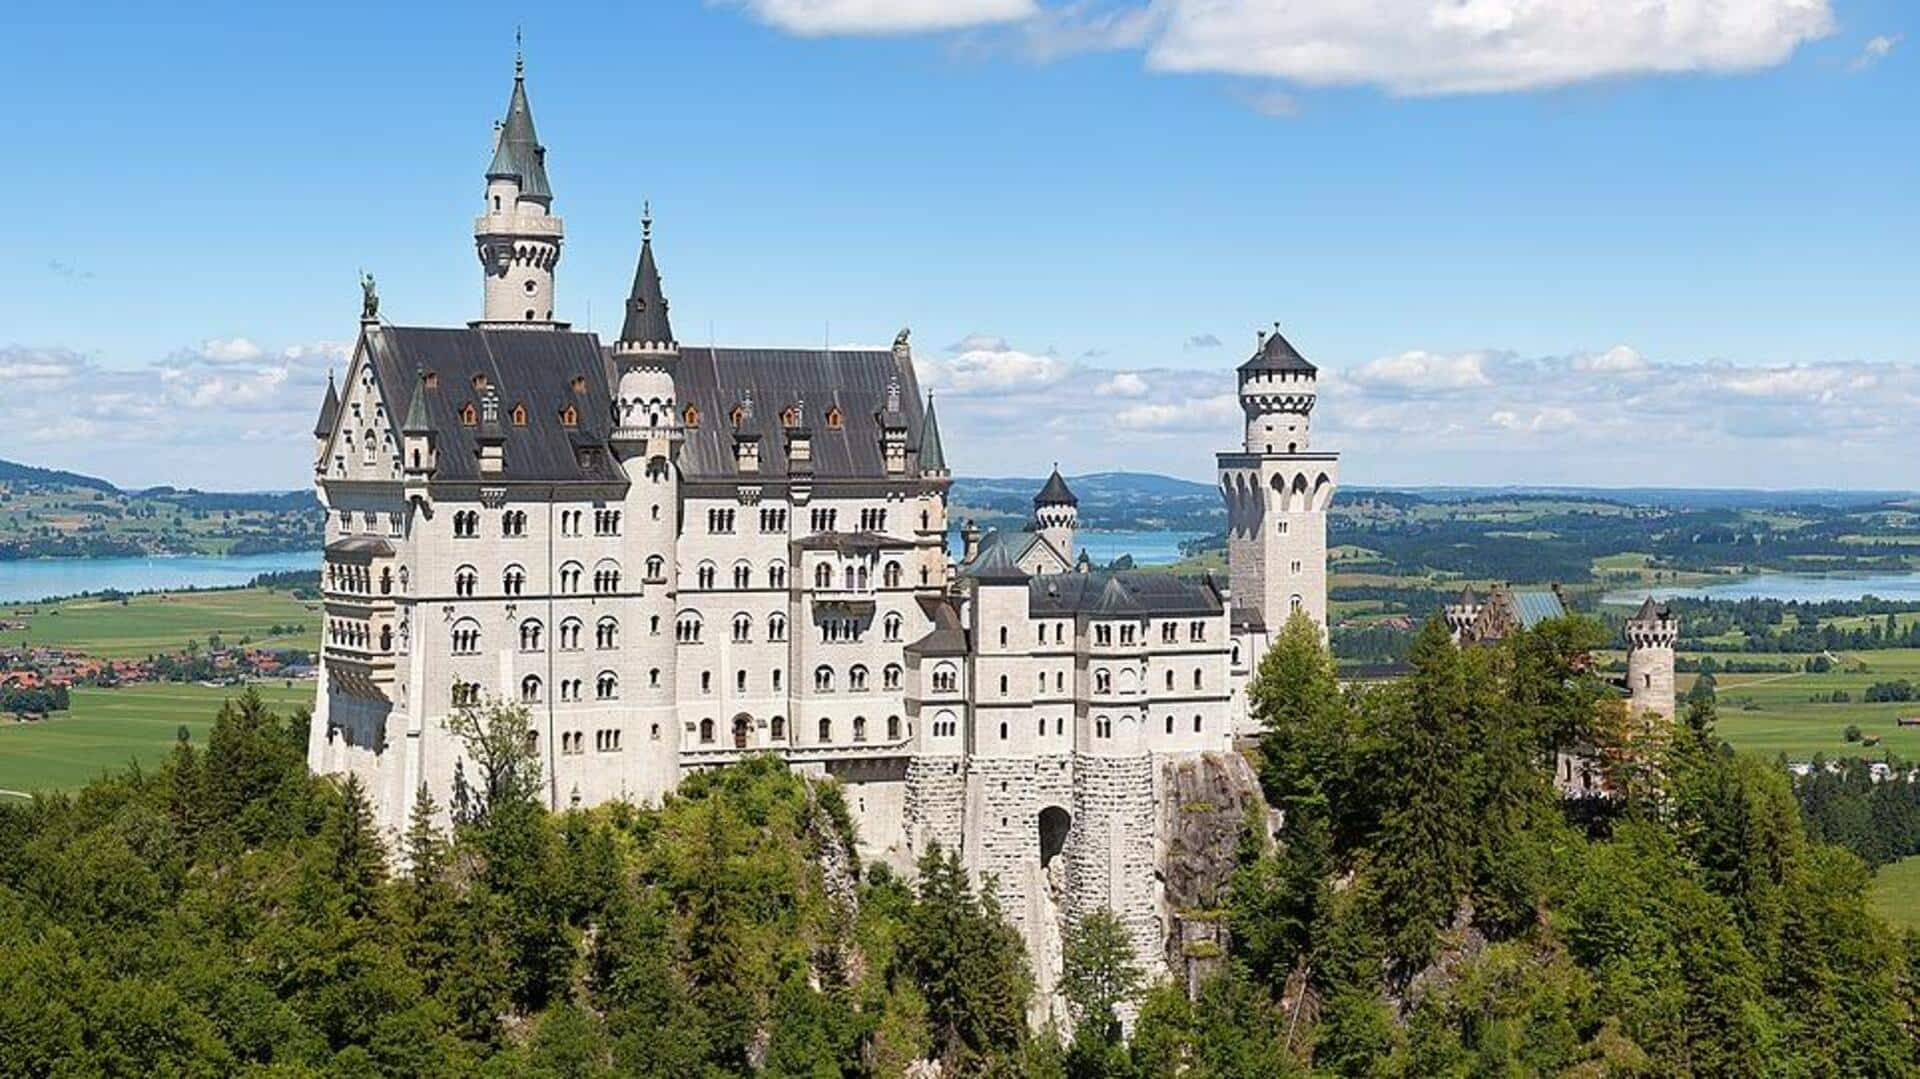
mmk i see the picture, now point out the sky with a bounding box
[1,0,1914,492]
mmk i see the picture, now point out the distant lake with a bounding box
[1604,572,1920,605]
[0,551,316,605]
[946,528,1206,568]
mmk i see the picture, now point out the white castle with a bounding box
[307,61,1338,1003]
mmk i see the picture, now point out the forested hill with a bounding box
[0,457,320,558]
[0,457,119,494]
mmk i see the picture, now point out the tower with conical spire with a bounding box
[611,204,680,442]
[1030,466,1078,564]
[473,40,565,328]
[1625,597,1678,719]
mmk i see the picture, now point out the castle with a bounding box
[306,59,1337,1006]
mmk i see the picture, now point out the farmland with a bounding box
[1869,855,1920,932]
[0,681,313,796]
[3,586,319,659]
[1689,649,1920,760]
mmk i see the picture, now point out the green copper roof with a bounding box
[919,393,947,472]
[486,71,552,202]
[1511,589,1568,629]
[401,369,433,434]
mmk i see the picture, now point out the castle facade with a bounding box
[308,62,1336,1004]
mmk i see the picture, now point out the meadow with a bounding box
[1690,648,1920,760]
[2,587,319,659]
[1868,855,1920,932]
[0,681,313,796]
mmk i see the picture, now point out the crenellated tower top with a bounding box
[1238,324,1318,455]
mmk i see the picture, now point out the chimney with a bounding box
[961,518,982,563]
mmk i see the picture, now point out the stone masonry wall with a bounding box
[1067,752,1165,985]
[903,755,967,863]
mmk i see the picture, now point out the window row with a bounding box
[453,561,623,596]
[810,664,902,693]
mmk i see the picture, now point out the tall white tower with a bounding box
[608,207,684,796]
[1217,325,1339,638]
[1625,597,1678,720]
[1030,467,1078,564]
[473,51,564,328]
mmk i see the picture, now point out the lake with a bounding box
[1604,572,1920,605]
[0,551,317,605]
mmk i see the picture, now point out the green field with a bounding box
[2,587,320,659]
[0,681,313,796]
[1690,649,1920,760]
[1869,855,1920,932]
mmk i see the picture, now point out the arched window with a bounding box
[852,716,868,742]
[454,565,478,597]
[559,618,582,650]
[451,618,481,655]
[699,718,715,745]
[502,564,525,596]
[593,560,621,594]
[815,666,834,692]
[1166,669,1175,690]
[519,619,543,652]
[1194,668,1203,689]
[733,561,752,589]
[379,625,392,651]
[884,612,903,641]
[818,718,833,742]
[596,617,619,649]
[768,613,788,642]
[933,663,957,693]
[1095,669,1111,694]
[559,561,583,593]
[850,665,869,691]
[1165,715,1174,734]
[814,563,833,589]
[771,716,786,740]
[697,562,717,590]
[998,626,1008,647]
[999,674,1009,695]
[999,722,1008,740]
[520,675,542,704]
[1194,714,1203,733]
[887,715,901,740]
[596,671,619,700]
[883,664,902,691]
[883,561,902,588]
[933,710,957,738]
[768,561,787,589]
[675,611,703,644]
[733,613,752,643]
[646,555,666,581]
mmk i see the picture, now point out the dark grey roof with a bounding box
[1455,585,1480,606]
[618,221,674,348]
[366,326,621,484]
[962,536,1030,584]
[1034,467,1077,507]
[485,70,552,202]
[1632,596,1668,622]
[919,393,947,473]
[674,347,935,482]
[1239,328,1316,375]
[314,374,340,438]
[326,536,395,558]
[1030,571,1225,618]
[905,596,970,657]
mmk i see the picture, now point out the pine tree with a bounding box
[327,773,386,916]
[1061,908,1145,1043]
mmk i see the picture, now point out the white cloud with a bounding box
[946,332,1012,353]
[200,336,266,363]
[1097,372,1150,397]
[1114,394,1240,431]
[1349,349,1492,393]
[1489,405,1578,433]
[730,0,1037,35]
[921,342,1068,392]
[1852,32,1901,70]
[1573,344,1649,373]
[741,0,1833,97]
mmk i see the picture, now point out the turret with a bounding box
[313,371,340,468]
[400,369,437,480]
[610,205,680,449]
[1445,586,1483,644]
[1625,597,1678,719]
[1239,325,1317,455]
[919,391,948,478]
[1031,466,1078,564]
[473,47,565,328]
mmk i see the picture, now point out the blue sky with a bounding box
[1,0,1913,490]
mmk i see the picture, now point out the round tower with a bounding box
[609,208,683,798]
[1625,597,1678,720]
[1240,326,1318,455]
[473,49,565,328]
[1031,466,1078,565]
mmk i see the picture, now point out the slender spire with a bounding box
[919,391,947,473]
[402,369,433,434]
[314,371,340,438]
[617,203,676,350]
[486,42,551,202]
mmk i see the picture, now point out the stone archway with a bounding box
[1038,805,1071,869]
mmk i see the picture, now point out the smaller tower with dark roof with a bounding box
[313,371,340,468]
[1625,597,1678,720]
[1031,466,1078,565]
[611,205,681,449]
[473,44,565,328]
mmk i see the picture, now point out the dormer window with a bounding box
[559,404,578,428]
[460,402,478,427]
[511,402,528,427]
[423,371,439,390]
[683,405,700,428]
[781,406,799,428]
[825,406,843,430]
[471,374,489,393]
[730,404,746,428]
[571,376,587,394]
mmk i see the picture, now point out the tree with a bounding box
[897,844,1031,1070]
[443,692,542,825]
[324,774,386,916]
[1061,908,1145,1043]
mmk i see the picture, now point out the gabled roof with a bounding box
[1033,467,1077,507]
[618,215,674,348]
[962,535,1031,584]
[485,67,552,202]
[1510,589,1568,629]
[1238,327,1316,375]
[314,373,340,438]
[905,596,971,657]
[365,326,619,484]
[1029,570,1225,618]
